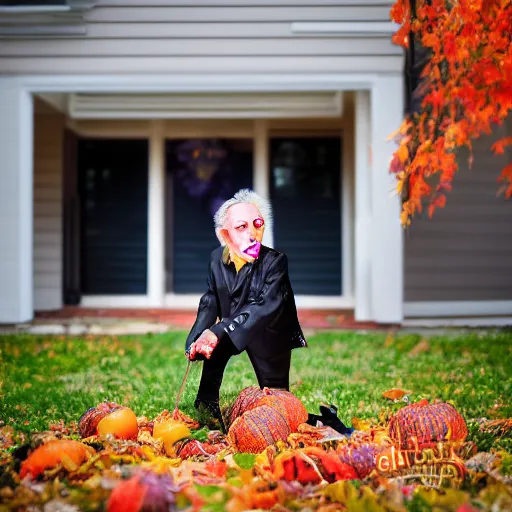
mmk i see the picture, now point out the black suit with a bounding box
[185,244,306,402]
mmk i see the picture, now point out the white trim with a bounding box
[354,91,372,321]
[295,296,354,310]
[147,120,166,307]
[404,301,512,318]
[165,294,201,309]
[4,73,379,93]
[341,120,354,301]
[0,85,34,323]
[403,317,512,328]
[291,22,400,35]
[164,294,355,311]
[370,76,403,323]
[81,295,151,308]
[68,91,344,120]
[253,119,274,248]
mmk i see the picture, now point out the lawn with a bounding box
[1,329,511,447]
[1,329,512,511]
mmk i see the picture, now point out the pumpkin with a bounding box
[227,387,308,454]
[388,401,468,449]
[79,401,138,440]
[153,421,191,456]
[20,439,95,479]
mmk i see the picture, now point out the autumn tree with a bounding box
[389,0,512,226]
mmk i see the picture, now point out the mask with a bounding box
[220,203,265,271]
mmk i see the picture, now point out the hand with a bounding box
[186,329,219,361]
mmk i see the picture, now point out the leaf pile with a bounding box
[1,409,512,511]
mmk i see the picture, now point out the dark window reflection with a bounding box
[270,137,342,296]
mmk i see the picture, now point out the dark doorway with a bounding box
[78,139,148,294]
[62,129,81,305]
[270,137,342,295]
[166,138,253,293]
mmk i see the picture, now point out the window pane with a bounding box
[270,137,342,295]
[166,139,253,293]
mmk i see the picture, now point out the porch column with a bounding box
[0,84,34,323]
[253,120,274,248]
[147,120,166,307]
[370,75,404,323]
[354,91,372,321]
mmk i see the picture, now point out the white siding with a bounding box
[0,1,401,75]
[404,116,512,303]
[33,102,64,311]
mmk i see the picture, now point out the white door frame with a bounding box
[0,73,404,324]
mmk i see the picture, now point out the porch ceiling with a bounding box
[37,91,344,119]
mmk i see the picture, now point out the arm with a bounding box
[213,253,289,353]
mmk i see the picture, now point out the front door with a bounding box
[166,138,253,293]
[78,139,149,294]
[270,137,342,295]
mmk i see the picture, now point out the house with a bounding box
[0,1,511,326]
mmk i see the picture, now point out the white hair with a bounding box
[214,189,272,245]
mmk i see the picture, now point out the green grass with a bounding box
[1,330,511,450]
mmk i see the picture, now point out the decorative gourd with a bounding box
[227,387,308,454]
[20,440,95,479]
[79,401,138,440]
[388,400,468,449]
[153,421,191,456]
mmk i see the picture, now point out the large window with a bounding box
[270,137,342,295]
[166,138,253,293]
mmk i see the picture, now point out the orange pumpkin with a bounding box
[20,439,95,479]
[79,401,138,440]
[153,421,191,456]
[227,387,308,454]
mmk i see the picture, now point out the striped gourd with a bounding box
[389,402,468,449]
[227,387,308,453]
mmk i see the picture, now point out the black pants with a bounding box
[196,336,291,403]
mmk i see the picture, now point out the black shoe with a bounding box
[307,404,354,436]
[194,398,226,433]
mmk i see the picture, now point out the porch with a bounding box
[0,74,404,325]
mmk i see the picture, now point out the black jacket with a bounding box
[185,245,306,358]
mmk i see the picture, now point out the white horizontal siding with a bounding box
[1,38,401,56]
[33,108,64,311]
[85,6,391,22]
[98,0,393,5]
[0,2,402,75]
[83,22,388,39]
[404,116,512,304]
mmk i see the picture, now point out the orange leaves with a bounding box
[422,33,441,54]
[492,136,512,155]
[428,194,446,218]
[389,0,512,225]
[389,0,408,23]
[390,0,411,47]
[392,25,410,47]
[498,164,512,199]
[396,144,409,164]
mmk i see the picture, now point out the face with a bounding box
[221,202,265,262]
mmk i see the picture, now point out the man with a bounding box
[185,189,307,431]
